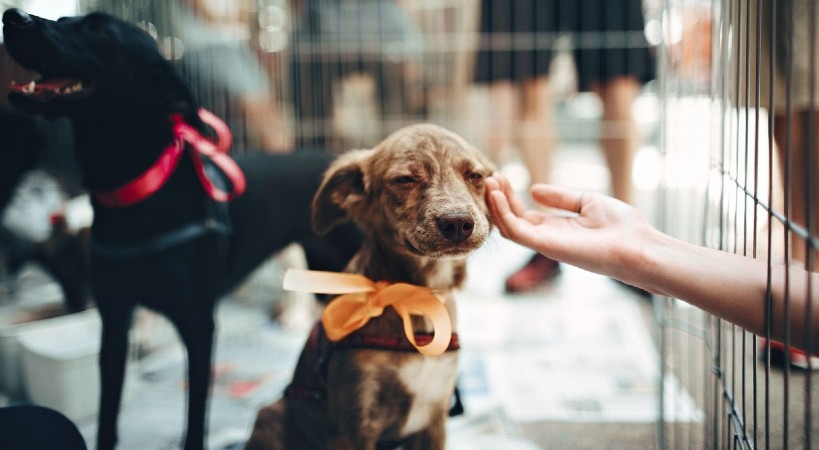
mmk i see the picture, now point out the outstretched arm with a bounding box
[486,173,819,353]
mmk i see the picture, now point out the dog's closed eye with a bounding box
[466,171,485,184]
[392,175,418,185]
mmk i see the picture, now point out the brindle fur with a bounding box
[247,124,495,450]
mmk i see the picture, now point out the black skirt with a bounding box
[473,0,558,84]
[473,0,656,90]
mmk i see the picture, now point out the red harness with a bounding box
[93,108,246,208]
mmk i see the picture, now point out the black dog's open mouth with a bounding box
[10,75,95,101]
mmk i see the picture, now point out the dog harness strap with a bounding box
[93,108,245,207]
[283,269,454,356]
[94,140,185,207]
[90,220,230,258]
[196,108,232,153]
[174,109,246,202]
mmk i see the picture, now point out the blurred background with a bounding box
[0,0,816,449]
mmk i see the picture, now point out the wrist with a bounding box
[617,225,671,295]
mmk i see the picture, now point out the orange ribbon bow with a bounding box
[282,269,453,356]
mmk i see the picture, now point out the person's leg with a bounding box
[593,76,653,298]
[763,110,818,368]
[592,76,642,205]
[774,110,819,264]
[519,74,557,185]
[504,74,561,293]
[486,80,519,163]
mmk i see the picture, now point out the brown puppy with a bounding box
[247,123,495,450]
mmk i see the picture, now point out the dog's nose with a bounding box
[437,213,474,243]
[3,9,33,27]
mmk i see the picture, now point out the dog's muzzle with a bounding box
[3,9,34,28]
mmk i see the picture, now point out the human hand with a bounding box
[487,176,819,352]
[485,173,657,284]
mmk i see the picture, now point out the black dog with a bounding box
[3,9,361,450]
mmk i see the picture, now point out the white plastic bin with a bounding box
[0,304,74,394]
[18,310,102,422]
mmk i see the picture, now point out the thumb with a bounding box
[530,184,584,213]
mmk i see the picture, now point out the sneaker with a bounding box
[504,253,560,293]
[759,339,819,370]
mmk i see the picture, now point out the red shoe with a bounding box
[504,253,561,293]
[759,339,819,370]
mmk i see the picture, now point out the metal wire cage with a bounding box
[656,0,818,448]
[76,0,478,154]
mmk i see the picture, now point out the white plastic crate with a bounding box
[17,309,102,422]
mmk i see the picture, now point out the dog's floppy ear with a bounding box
[312,149,372,235]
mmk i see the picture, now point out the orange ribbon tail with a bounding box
[283,269,453,356]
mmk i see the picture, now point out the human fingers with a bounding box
[485,175,505,205]
[488,178,550,233]
[487,189,513,238]
[486,176,498,187]
[485,175,499,203]
[488,190,524,240]
[488,190,543,248]
[489,173,528,216]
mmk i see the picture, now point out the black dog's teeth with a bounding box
[22,80,36,93]
[12,79,87,96]
[60,81,84,94]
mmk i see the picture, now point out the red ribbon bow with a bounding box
[94,108,246,207]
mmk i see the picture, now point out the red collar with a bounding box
[307,320,460,354]
[93,108,246,208]
[333,332,461,352]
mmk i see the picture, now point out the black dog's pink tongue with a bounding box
[10,77,82,96]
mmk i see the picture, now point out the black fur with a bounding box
[2,9,360,450]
